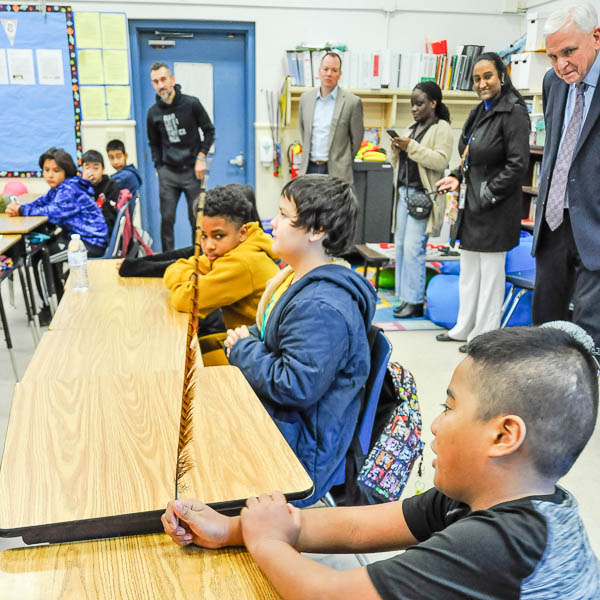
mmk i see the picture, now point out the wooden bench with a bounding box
[354,244,389,291]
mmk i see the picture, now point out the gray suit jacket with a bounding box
[298,87,364,183]
[532,68,600,270]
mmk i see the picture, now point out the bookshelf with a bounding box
[283,86,479,130]
[521,144,544,230]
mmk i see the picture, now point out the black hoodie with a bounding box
[147,84,215,170]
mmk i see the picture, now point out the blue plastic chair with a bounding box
[324,328,392,503]
[93,201,129,260]
[321,326,392,565]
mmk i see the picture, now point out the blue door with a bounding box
[130,22,255,250]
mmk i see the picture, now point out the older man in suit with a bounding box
[298,52,364,183]
[532,3,600,345]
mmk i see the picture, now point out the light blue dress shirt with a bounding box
[557,51,600,207]
[310,86,338,161]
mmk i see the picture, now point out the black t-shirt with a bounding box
[367,487,600,599]
[397,120,435,191]
[92,175,121,233]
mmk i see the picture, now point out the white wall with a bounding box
[9,1,526,216]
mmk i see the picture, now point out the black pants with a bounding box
[532,210,600,346]
[158,164,202,252]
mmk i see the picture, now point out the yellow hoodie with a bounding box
[163,222,280,330]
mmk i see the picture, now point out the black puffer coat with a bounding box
[452,91,530,252]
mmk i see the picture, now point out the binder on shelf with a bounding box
[301,50,313,87]
[286,51,301,86]
[526,13,547,51]
[370,51,382,88]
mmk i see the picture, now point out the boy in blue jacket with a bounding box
[225,175,377,505]
[5,147,108,256]
[106,139,143,197]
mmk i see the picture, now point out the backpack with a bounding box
[356,362,425,503]
[115,190,153,258]
[332,359,425,505]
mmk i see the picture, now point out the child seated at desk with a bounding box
[106,139,143,198]
[164,324,600,599]
[224,175,377,506]
[163,184,279,365]
[5,147,108,257]
[81,149,121,234]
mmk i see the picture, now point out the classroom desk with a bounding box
[0,533,280,599]
[0,234,22,255]
[0,367,313,543]
[0,215,48,235]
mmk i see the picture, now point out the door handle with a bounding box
[229,153,245,168]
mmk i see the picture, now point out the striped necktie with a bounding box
[545,82,586,231]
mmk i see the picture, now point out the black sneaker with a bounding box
[37,305,52,327]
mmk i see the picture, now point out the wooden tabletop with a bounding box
[0,215,48,234]
[22,327,187,381]
[0,234,22,255]
[0,366,312,539]
[0,533,280,599]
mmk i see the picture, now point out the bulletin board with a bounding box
[0,4,81,177]
[74,11,131,121]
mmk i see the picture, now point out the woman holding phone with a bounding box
[435,52,530,350]
[391,81,453,319]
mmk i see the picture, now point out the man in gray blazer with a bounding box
[298,52,364,183]
[532,3,600,346]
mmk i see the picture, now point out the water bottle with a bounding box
[67,234,89,291]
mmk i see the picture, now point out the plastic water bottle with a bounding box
[67,234,89,291]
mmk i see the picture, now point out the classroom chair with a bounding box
[322,326,392,566]
[500,268,536,328]
[94,201,129,260]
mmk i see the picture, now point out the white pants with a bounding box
[448,249,506,343]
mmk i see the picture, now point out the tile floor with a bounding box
[1,276,598,567]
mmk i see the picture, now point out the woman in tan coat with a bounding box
[391,82,453,318]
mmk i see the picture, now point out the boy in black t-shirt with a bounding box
[161,325,600,600]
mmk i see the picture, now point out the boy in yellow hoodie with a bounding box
[164,184,279,364]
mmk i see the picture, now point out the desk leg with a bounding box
[22,261,42,340]
[0,284,19,381]
[16,265,39,345]
[39,246,58,315]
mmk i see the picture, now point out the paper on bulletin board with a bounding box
[80,86,107,120]
[74,12,101,48]
[106,86,131,119]
[78,49,104,84]
[101,13,127,50]
[6,49,35,85]
[0,49,8,84]
[103,50,128,85]
[36,49,64,86]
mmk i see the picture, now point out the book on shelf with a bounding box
[284,46,485,91]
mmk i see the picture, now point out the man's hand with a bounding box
[240,492,301,554]
[5,202,20,217]
[392,137,410,152]
[194,157,206,180]
[161,499,234,549]
[224,325,250,353]
[435,175,460,193]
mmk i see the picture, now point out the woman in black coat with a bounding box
[435,52,530,351]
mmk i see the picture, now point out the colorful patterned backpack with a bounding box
[357,362,425,503]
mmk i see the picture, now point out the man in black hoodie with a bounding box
[147,61,215,251]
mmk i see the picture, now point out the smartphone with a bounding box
[386,129,399,139]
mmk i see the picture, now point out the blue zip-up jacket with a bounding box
[229,263,377,506]
[111,164,142,197]
[20,176,108,248]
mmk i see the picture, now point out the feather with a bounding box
[175,186,206,497]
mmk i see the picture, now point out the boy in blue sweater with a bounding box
[224,175,377,505]
[164,324,600,600]
[106,139,143,197]
[5,147,108,256]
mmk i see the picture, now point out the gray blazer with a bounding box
[298,87,364,183]
[532,68,600,270]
